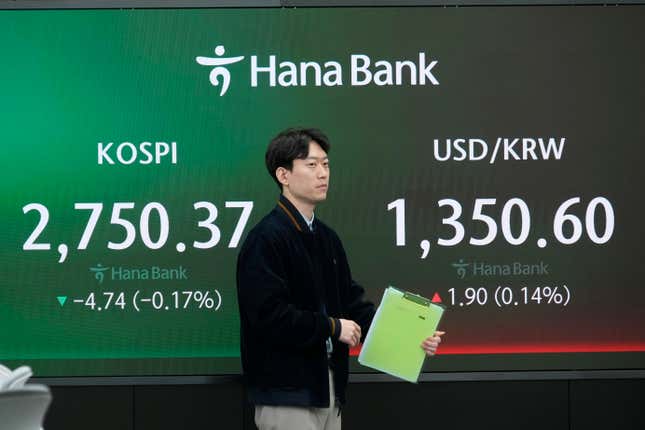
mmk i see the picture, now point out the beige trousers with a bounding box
[254,369,341,430]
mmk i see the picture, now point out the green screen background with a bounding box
[1,7,644,376]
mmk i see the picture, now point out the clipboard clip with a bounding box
[402,291,430,307]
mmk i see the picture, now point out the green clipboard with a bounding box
[358,286,445,383]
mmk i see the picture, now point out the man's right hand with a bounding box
[338,319,362,347]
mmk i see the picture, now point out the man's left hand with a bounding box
[421,331,445,356]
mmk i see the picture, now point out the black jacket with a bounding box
[236,195,375,407]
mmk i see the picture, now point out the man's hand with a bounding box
[421,331,445,356]
[338,319,362,348]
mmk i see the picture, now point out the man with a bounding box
[236,128,444,430]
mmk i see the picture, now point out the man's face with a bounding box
[282,141,329,206]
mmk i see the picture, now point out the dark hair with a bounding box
[265,127,331,190]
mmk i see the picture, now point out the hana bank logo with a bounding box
[195,44,440,97]
[195,45,244,96]
[90,263,110,284]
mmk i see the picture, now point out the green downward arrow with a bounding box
[56,296,67,307]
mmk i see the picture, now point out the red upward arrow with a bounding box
[431,292,442,303]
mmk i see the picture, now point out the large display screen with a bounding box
[2,6,644,377]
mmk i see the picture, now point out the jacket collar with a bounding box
[277,194,312,233]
